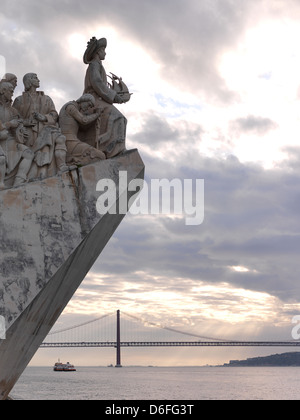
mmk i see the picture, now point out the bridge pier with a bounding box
[115,310,122,367]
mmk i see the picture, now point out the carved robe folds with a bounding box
[59,100,105,165]
[0,104,29,177]
[13,91,67,178]
[83,60,127,158]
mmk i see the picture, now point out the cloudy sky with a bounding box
[2,0,300,366]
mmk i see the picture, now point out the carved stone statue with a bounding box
[82,37,131,158]
[0,74,18,92]
[0,37,133,190]
[59,94,106,165]
[0,82,33,188]
[13,73,68,179]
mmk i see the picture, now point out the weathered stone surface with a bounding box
[0,149,144,399]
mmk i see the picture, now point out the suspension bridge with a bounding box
[40,310,300,366]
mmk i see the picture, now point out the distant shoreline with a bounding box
[223,351,300,367]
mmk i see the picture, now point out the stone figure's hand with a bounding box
[7,119,21,129]
[0,129,8,140]
[33,112,47,122]
[94,107,102,116]
[114,94,124,104]
[23,119,35,127]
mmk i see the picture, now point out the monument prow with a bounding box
[0,150,144,399]
[0,36,144,399]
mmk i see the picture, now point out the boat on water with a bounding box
[53,361,76,372]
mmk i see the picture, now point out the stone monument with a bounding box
[0,36,144,400]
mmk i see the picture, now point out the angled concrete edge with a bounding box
[0,149,145,399]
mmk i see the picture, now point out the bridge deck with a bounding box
[41,341,300,348]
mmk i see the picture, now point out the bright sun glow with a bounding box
[229,266,250,273]
[65,273,281,327]
[218,19,300,166]
[67,33,87,60]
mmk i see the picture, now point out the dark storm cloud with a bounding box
[2,0,300,105]
[90,120,300,303]
[230,115,278,136]
[130,111,203,146]
[0,0,271,104]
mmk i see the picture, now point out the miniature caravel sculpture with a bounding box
[0,37,144,400]
[0,36,132,190]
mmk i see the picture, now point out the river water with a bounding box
[10,365,300,400]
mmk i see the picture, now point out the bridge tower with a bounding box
[115,310,122,367]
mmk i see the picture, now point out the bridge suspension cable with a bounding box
[48,312,114,336]
[47,310,242,342]
[45,310,295,344]
[122,311,232,342]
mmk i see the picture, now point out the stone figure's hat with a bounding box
[83,37,107,64]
